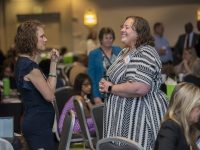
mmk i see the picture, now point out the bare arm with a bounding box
[47,61,57,93]
[25,68,56,102]
[47,49,60,92]
[25,49,59,102]
[99,79,151,98]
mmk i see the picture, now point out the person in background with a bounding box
[88,27,121,104]
[153,22,173,64]
[183,58,200,87]
[0,49,5,69]
[197,20,200,32]
[174,48,198,76]
[59,46,68,63]
[99,16,168,150]
[39,59,65,88]
[86,30,99,55]
[58,73,95,135]
[0,61,16,89]
[154,82,200,150]
[68,54,88,86]
[196,20,200,57]
[174,22,199,65]
[14,20,59,150]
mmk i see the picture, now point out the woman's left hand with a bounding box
[99,78,113,93]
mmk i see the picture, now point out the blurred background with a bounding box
[0,0,200,54]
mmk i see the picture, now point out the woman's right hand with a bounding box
[50,48,60,63]
[99,78,113,93]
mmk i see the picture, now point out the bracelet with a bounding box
[49,73,57,77]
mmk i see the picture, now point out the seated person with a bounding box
[154,82,200,150]
[58,73,95,135]
[68,54,88,86]
[183,58,200,87]
[174,48,198,76]
[0,61,16,89]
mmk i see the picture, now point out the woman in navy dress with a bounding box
[14,20,59,150]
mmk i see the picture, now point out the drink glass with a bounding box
[166,84,175,100]
[3,78,10,97]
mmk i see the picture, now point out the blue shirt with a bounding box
[88,46,121,98]
[154,35,173,63]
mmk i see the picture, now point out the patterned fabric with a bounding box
[58,96,95,134]
[104,45,168,150]
[102,53,118,71]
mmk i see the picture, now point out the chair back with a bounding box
[58,110,75,150]
[0,138,14,150]
[96,136,144,150]
[53,87,83,143]
[55,86,74,117]
[91,104,104,141]
[73,98,95,150]
[53,86,73,141]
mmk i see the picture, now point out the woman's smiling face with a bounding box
[120,18,138,47]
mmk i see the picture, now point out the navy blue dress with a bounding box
[15,57,55,150]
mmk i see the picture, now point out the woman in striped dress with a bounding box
[99,16,168,150]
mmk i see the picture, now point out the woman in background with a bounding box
[15,20,59,150]
[155,82,200,150]
[88,27,121,104]
[58,73,95,135]
[86,30,99,55]
[175,48,198,75]
[183,58,200,87]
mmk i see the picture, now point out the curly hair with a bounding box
[15,20,44,55]
[125,16,154,48]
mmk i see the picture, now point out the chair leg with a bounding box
[83,141,86,150]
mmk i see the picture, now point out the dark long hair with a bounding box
[125,16,154,48]
[73,73,92,99]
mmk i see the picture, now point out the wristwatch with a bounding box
[108,85,112,93]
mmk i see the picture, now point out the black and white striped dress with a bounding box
[104,45,168,150]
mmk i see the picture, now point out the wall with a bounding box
[72,1,200,50]
[0,0,73,53]
[98,4,200,48]
[0,0,200,54]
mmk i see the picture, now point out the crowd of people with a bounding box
[0,17,200,150]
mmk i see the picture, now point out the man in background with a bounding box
[153,22,173,65]
[174,22,199,64]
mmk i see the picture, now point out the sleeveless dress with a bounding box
[104,45,168,150]
[15,57,55,150]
